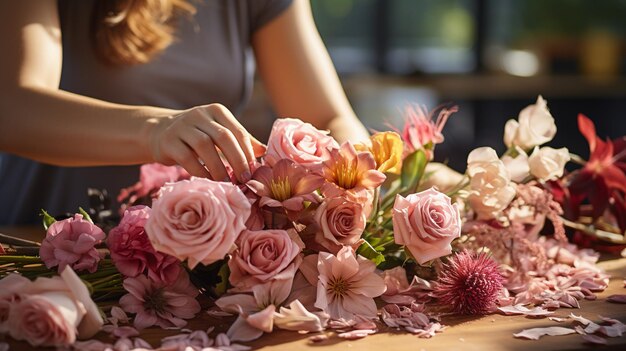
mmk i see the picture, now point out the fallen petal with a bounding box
[513,327,576,340]
[607,294,626,304]
[337,329,376,339]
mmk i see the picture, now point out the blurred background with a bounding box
[243,0,626,172]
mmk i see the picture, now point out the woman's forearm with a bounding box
[326,114,370,144]
[0,86,176,166]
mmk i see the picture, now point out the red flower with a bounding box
[567,114,626,228]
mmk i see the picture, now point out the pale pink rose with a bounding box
[39,214,105,273]
[0,274,32,333]
[8,293,81,346]
[108,205,181,285]
[300,247,386,320]
[503,96,556,150]
[5,267,104,347]
[466,147,517,219]
[392,187,461,265]
[119,271,200,330]
[265,118,339,172]
[145,177,250,269]
[528,146,570,181]
[228,229,304,290]
[314,195,367,249]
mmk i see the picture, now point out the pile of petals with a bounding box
[513,313,626,345]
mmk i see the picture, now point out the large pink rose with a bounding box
[228,229,303,290]
[392,187,461,264]
[314,195,366,250]
[39,214,105,273]
[108,205,181,285]
[265,118,339,172]
[8,293,80,346]
[3,267,103,347]
[145,177,250,269]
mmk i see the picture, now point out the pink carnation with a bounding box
[107,205,181,285]
[265,118,339,172]
[39,214,105,273]
[145,177,250,269]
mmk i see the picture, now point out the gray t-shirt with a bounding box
[0,0,292,224]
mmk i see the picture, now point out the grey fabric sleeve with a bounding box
[249,0,294,33]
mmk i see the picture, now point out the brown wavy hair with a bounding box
[92,0,195,66]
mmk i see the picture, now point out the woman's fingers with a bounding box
[202,120,251,182]
[206,105,256,164]
[251,135,267,157]
[154,104,263,182]
[169,139,212,178]
[185,127,229,181]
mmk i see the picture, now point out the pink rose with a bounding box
[3,267,103,347]
[265,118,339,172]
[0,274,32,333]
[108,205,181,285]
[314,195,366,249]
[145,177,251,269]
[39,214,105,273]
[8,293,80,346]
[392,187,461,264]
[228,229,303,290]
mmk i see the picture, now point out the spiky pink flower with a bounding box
[432,251,503,315]
[400,105,457,159]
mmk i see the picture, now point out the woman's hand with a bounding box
[150,103,265,182]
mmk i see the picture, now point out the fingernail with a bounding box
[241,170,252,182]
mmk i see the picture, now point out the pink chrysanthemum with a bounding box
[432,251,503,315]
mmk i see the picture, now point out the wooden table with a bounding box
[2,226,625,350]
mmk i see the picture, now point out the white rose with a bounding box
[528,146,570,181]
[501,147,529,183]
[503,96,557,150]
[466,147,516,219]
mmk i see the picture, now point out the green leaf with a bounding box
[357,241,385,266]
[400,149,427,193]
[78,207,94,224]
[214,262,230,296]
[40,209,56,230]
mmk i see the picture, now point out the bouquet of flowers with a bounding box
[1,96,624,349]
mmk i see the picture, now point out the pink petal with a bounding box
[246,305,275,333]
[607,294,626,304]
[498,304,553,317]
[514,327,576,340]
[227,315,265,342]
[337,329,376,339]
[350,272,387,298]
